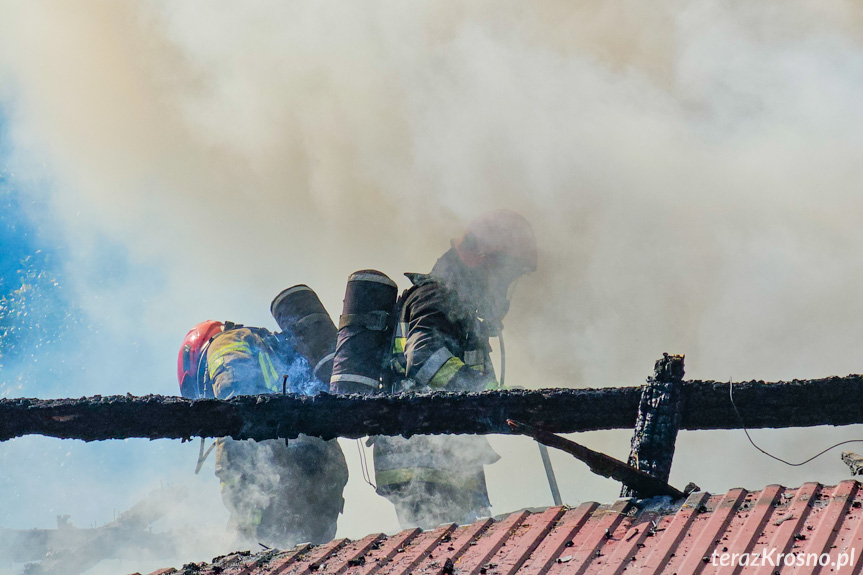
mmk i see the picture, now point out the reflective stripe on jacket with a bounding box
[373,434,499,491]
[376,273,500,494]
[207,327,284,398]
[390,274,495,392]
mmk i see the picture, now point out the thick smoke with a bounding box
[2,0,863,572]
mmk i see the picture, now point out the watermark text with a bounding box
[711,548,856,570]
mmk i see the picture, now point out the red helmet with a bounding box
[453,210,538,272]
[177,320,224,399]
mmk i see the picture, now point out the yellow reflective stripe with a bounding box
[212,342,253,357]
[392,322,408,355]
[208,342,253,372]
[428,356,464,389]
[208,341,254,379]
[258,352,280,392]
[375,467,482,490]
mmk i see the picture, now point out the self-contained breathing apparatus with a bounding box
[330,270,400,395]
[179,286,340,474]
[270,284,339,384]
[328,268,499,395]
[179,285,338,400]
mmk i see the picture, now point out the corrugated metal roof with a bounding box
[141,480,863,575]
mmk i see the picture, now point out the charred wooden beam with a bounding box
[508,420,685,499]
[2,374,863,443]
[621,353,685,498]
[0,389,637,442]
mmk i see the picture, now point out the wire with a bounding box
[728,379,863,466]
[356,439,376,489]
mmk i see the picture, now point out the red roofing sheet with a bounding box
[140,481,863,575]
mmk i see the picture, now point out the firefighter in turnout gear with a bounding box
[178,320,348,548]
[374,210,538,529]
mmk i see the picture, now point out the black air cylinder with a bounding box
[330,270,398,395]
[271,285,338,384]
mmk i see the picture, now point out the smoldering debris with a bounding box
[842,451,863,476]
[1,487,186,575]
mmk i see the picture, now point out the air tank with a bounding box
[270,285,338,384]
[330,270,398,395]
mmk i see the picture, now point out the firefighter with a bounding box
[177,321,348,549]
[374,209,538,529]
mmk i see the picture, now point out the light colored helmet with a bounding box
[453,210,538,272]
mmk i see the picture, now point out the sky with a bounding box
[2,1,863,573]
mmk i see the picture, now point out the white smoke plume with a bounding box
[2,0,863,572]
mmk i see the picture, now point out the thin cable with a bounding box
[356,439,376,489]
[355,440,369,485]
[728,379,863,466]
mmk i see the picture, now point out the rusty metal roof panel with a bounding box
[325,533,388,575]
[144,481,863,575]
[494,507,566,575]
[377,523,457,575]
[519,503,600,575]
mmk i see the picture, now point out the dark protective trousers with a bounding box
[208,328,348,548]
[215,435,348,548]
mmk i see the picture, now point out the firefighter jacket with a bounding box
[206,326,286,398]
[205,326,348,547]
[390,273,497,391]
[374,261,500,512]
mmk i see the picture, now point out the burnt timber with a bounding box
[1,374,863,442]
[621,353,685,498]
[508,419,686,499]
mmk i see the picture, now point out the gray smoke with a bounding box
[2,0,863,572]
